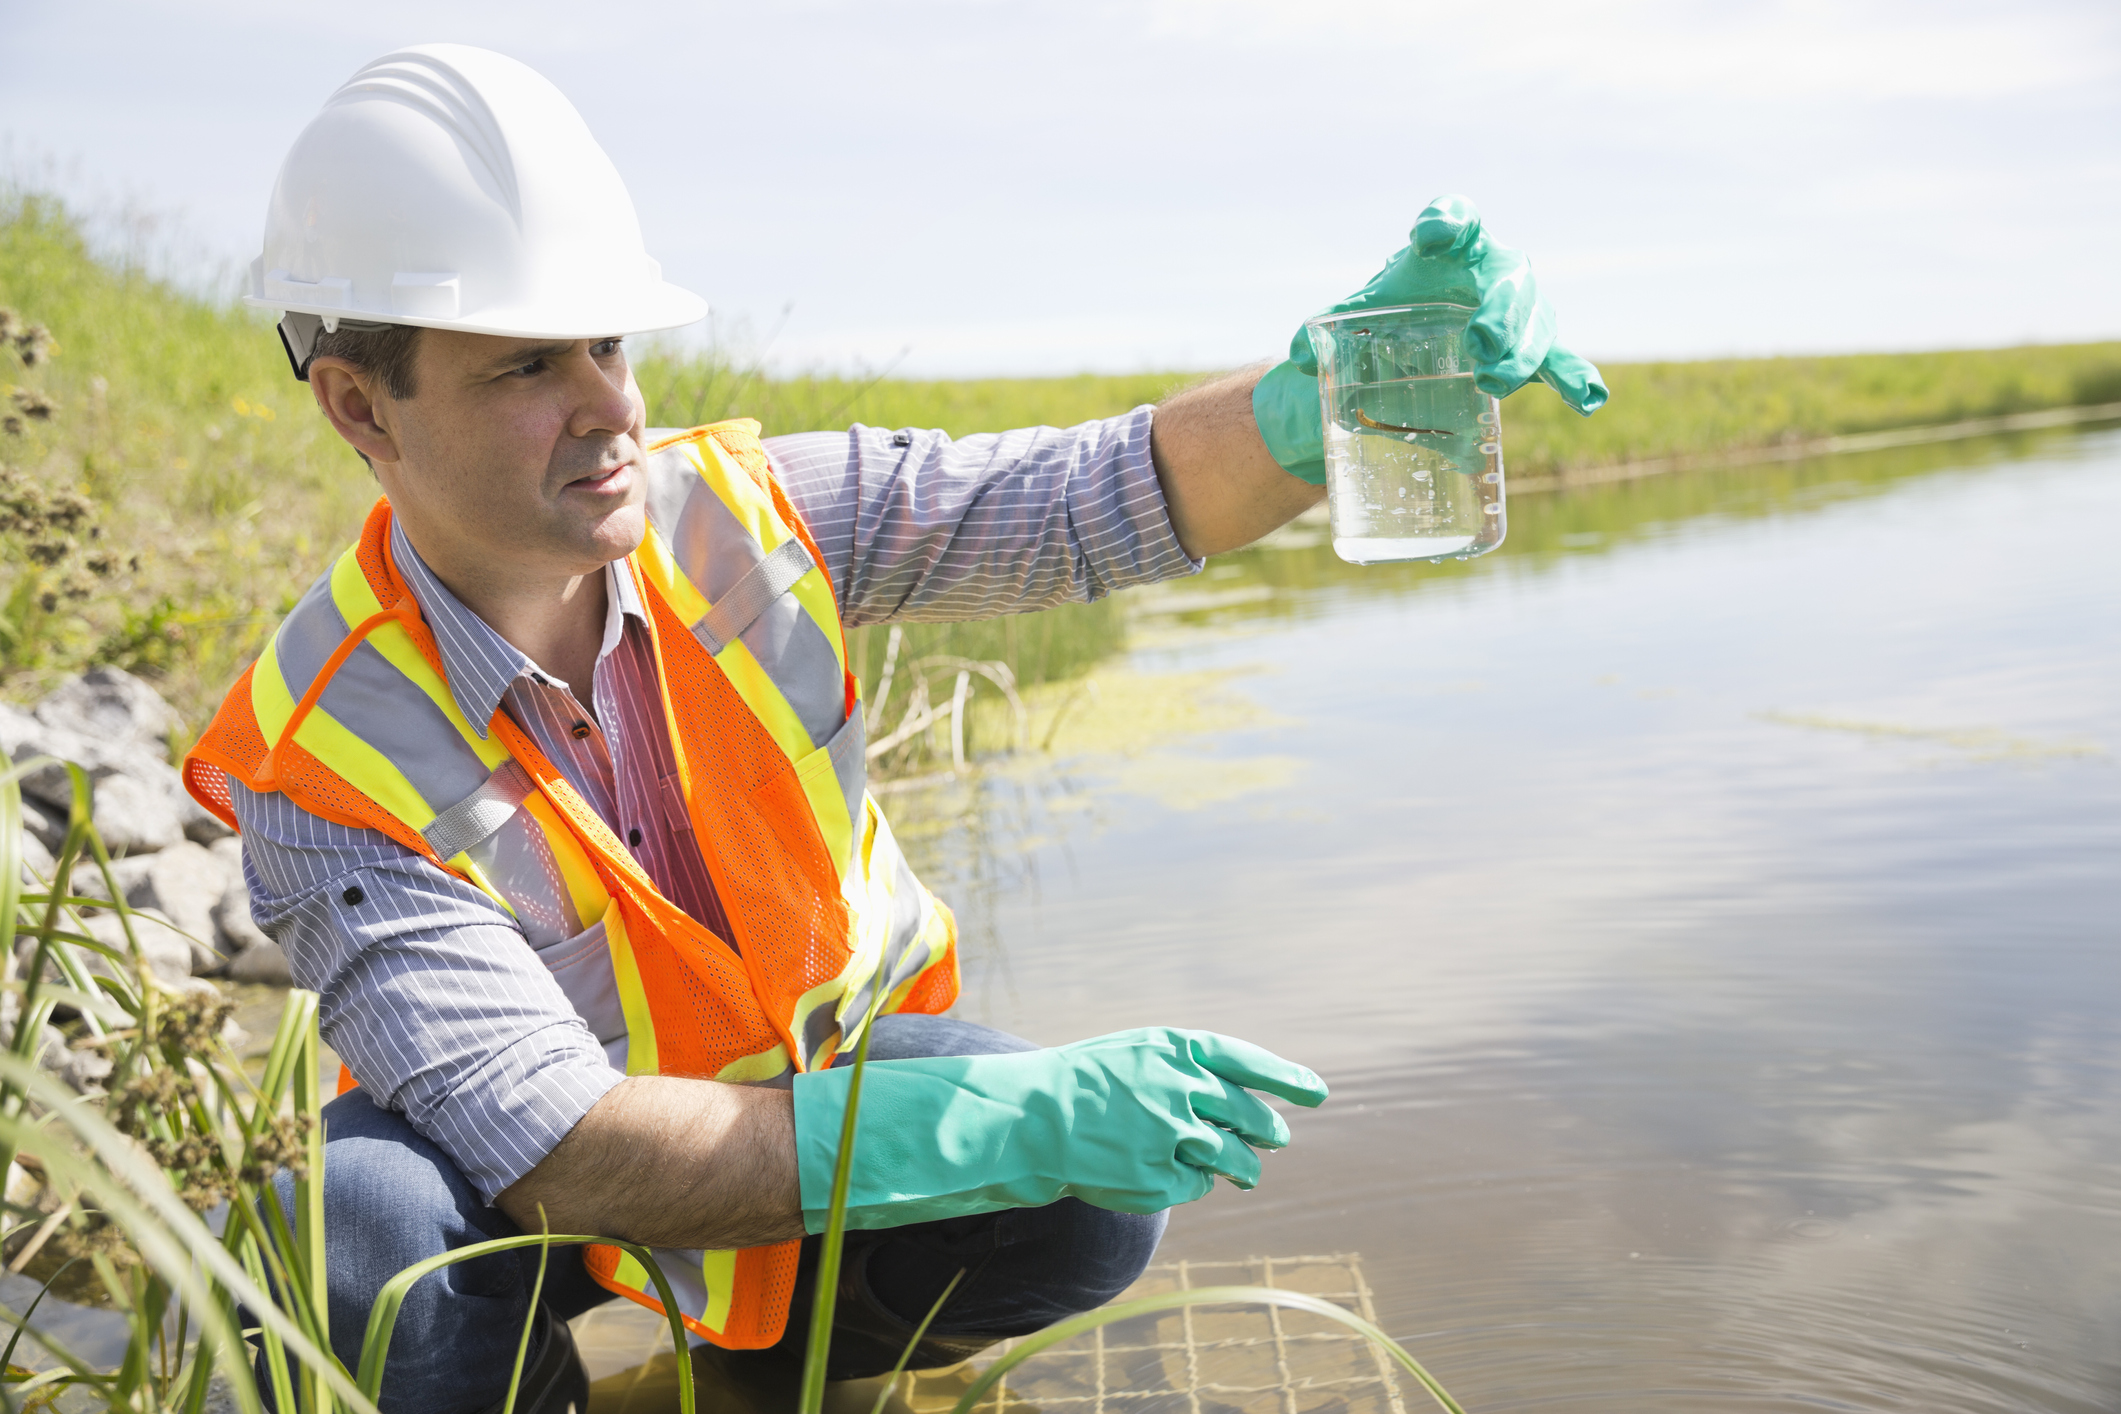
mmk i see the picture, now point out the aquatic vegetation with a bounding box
[1757,711,2108,764]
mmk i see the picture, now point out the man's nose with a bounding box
[565,349,638,437]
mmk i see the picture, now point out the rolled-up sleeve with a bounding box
[228,780,621,1202]
[764,406,1201,627]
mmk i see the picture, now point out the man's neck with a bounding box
[402,518,612,708]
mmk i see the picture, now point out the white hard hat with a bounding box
[248,44,705,374]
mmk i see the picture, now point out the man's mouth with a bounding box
[569,463,633,493]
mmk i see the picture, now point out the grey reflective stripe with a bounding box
[321,641,494,807]
[424,760,536,860]
[642,440,850,750]
[643,444,759,601]
[734,592,848,748]
[271,562,495,817]
[826,712,867,834]
[698,538,816,655]
[642,444,706,571]
[797,831,938,1069]
[268,570,353,699]
[463,809,583,945]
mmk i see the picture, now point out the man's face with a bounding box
[370,329,651,580]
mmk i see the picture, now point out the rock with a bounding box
[106,840,231,974]
[17,791,67,854]
[226,939,292,986]
[0,703,188,855]
[51,1031,111,1093]
[182,796,235,844]
[207,837,287,982]
[91,773,189,854]
[71,907,195,988]
[215,876,271,951]
[30,669,230,843]
[209,838,284,982]
[32,667,181,757]
[15,823,55,881]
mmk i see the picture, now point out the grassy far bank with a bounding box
[5,188,2120,741]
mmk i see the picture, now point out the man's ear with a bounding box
[308,358,402,466]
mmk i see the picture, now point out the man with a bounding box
[185,43,1603,1414]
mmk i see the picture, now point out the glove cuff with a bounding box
[1251,361,1329,487]
[792,1067,854,1233]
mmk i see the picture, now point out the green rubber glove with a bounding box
[792,1027,1329,1232]
[1253,194,1610,484]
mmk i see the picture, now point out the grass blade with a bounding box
[868,1267,963,1414]
[356,1234,694,1414]
[946,1284,1467,1414]
[797,983,892,1414]
[499,1211,554,1414]
[0,1053,377,1414]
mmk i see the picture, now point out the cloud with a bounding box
[1143,0,2120,102]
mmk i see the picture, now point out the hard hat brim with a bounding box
[244,281,708,341]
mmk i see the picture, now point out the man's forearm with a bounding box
[1150,367,1325,559]
[495,1075,806,1249]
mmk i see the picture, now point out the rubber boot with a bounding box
[473,1305,590,1414]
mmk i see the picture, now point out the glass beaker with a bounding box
[1306,303,1504,564]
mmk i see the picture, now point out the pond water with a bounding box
[894,423,2121,1411]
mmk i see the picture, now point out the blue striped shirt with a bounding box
[227,411,1195,1201]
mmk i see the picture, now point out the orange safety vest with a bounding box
[184,420,959,1348]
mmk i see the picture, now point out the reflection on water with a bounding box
[892,423,2121,1411]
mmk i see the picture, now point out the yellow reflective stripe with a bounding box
[450,855,517,919]
[634,522,710,628]
[861,801,949,1016]
[523,792,609,923]
[327,544,380,617]
[794,737,856,880]
[713,639,815,760]
[256,607,517,913]
[293,703,436,831]
[604,906,659,1077]
[694,437,849,680]
[885,906,953,1015]
[700,1250,737,1334]
[786,564,848,678]
[251,631,300,745]
[713,1043,791,1085]
[328,553,510,771]
[612,1250,652,1292]
[696,438,792,553]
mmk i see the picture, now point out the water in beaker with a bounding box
[1307,304,1505,565]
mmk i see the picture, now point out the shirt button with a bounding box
[570,720,592,740]
[628,827,643,847]
[342,885,366,906]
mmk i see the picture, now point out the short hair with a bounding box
[310,321,424,400]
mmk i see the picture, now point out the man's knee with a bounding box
[271,1089,593,1411]
[852,1012,1037,1064]
[883,1198,1167,1338]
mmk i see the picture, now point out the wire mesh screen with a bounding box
[897,1254,1408,1414]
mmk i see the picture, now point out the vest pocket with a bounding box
[781,708,867,878]
[532,917,629,1067]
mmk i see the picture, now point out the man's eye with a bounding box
[592,338,624,358]
[510,359,546,378]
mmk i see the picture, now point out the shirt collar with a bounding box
[389,519,647,740]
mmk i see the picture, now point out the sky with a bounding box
[2,0,2117,377]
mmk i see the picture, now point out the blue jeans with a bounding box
[273,1015,1166,1411]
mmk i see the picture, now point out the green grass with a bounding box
[4,185,2117,737]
